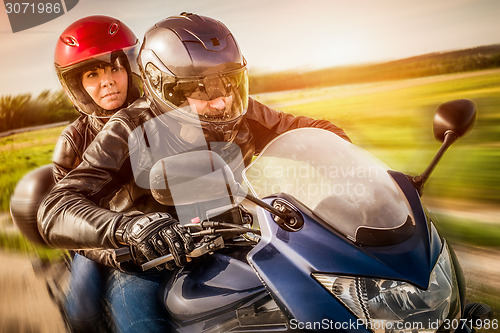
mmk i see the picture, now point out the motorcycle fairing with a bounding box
[165,250,266,323]
[247,171,443,327]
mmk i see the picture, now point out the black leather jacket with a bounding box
[53,114,103,183]
[39,97,349,270]
[52,114,139,268]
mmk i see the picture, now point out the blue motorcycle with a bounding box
[139,99,492,332]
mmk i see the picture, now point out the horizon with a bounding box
[1,0,500,95]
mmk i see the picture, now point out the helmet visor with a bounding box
[56,45,140,117]
[147,64,248,123]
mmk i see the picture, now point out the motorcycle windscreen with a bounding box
[243,128,415,246]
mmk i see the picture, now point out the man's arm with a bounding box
[246,97,350,153]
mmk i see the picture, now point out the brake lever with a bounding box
[140,235,225,271]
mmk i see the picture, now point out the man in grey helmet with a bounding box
[38,13,349,331]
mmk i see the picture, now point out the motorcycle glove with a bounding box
[116,212,194,270]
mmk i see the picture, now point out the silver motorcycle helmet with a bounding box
[137,13,249,144]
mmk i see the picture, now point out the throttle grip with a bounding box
[113,246,174,271]
[113,246,133,263]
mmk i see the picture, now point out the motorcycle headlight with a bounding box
[312,242,459,333]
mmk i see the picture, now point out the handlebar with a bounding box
[113,220,260,271]
[141,235,225,271]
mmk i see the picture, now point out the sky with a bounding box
[0,0,500,95]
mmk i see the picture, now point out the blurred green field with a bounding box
[0,126,64,212]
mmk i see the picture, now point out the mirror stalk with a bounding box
[236,185,303,231]
[412,130,458,195]
[242,192,290,220]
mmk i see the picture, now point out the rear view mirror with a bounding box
[433,99,476,142]
[150,150,240,207]
[149,150,298,228]
[413,99,477,195]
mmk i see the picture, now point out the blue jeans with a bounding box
[104,268,174,332]
[66,254,174,332]
[65,254,106,332]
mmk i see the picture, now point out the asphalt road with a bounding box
[0,250,67,333]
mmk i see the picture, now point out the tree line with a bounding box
[0,90,78,133]
[249,44,500,93]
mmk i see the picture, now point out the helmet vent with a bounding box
[62,35,78,47]
[109,22,119,36]
[211,38,220,47]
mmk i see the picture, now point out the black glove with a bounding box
[116,212,194,270]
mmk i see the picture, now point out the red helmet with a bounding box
[54,15,141,118]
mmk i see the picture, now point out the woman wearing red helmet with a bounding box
[52,15,141,332]
[53,14,141,181]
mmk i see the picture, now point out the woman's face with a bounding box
[82,61,128,111]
